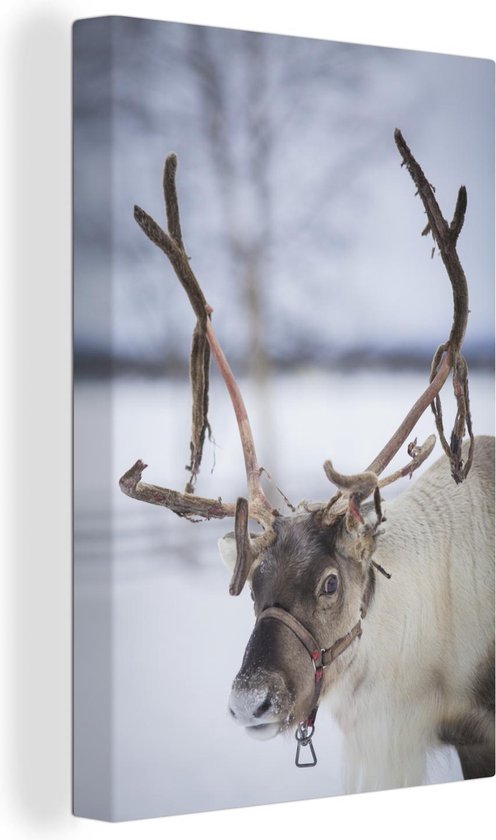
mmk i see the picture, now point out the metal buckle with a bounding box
[311,650,326,682]
[295,722,317,767]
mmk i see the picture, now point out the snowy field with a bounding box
[74,369,494,820]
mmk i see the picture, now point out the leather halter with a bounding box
[256,606,362,766]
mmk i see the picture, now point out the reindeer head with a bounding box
[220,506,379,740]
[217,447,438,741]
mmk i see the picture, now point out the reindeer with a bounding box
[120,131,494,790]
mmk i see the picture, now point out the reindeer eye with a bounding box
[323,574,339,595]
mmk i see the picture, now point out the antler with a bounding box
[119,154,276,593]
[323,129,473,522]
[121,135,475,582]
[119,459,236,521]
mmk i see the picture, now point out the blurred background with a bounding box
[73,17,494,821]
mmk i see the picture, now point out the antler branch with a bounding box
[119,460,235,521]
[365,353,451,477]
[134,187,210,493]
[389,129,473,483]
[323,462,378,525]
[377,434,436,489]
[363,131,472,482]
[323,130,474,523]
[131,154,274,521]
[120,155,275,596]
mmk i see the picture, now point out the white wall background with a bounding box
[1,0,494,838]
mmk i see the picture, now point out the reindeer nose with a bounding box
[252,695,273,718]
[229,690,273,723]
[228,670,288,738]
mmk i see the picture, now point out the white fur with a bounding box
[326,436,494,792]
[218,533,237,572]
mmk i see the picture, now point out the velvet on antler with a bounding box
[321,129,472,523]
[120,132,475,592]
[120,154,276,595]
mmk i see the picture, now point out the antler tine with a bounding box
[120,154,275,529]
[229,498,278,595]
[120,465,272,597]
[365,130,473,483]
[322,435,436,530]
[229,499,255,595]
[323,461,378,526]
[378,434,436,490]
[119,460,236,521]
[321,131,472,527]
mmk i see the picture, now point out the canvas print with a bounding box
[73,17,495,822]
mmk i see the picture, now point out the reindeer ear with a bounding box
[340,496,385,564]
[217,532,237,572]
[345,496,381,534]
[339,524,377,566]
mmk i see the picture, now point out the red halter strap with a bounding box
[256,606,362,765]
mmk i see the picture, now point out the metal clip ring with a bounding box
[295,722,318,767]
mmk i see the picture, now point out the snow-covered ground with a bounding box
[74,369,494,820]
